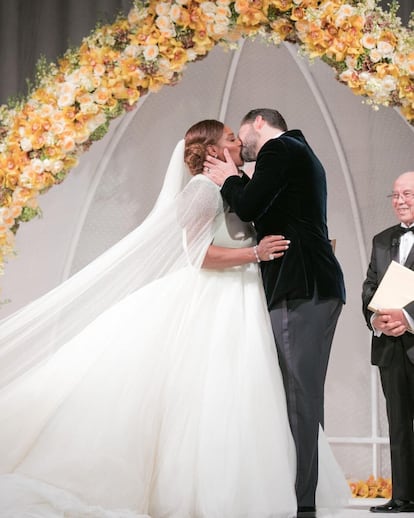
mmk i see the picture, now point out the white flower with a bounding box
[377,41,394,58]
[369,48,382,63]
[80,101,99,115]
[201,2,217,14]
[61,135,76,152]
[57,82,77,108]
[203,11,215,24]
[12,187,30,205]
[155,2,170,16]
[43,132,55,146]
[381,75,397,92]
[359,71,371,83]
[170,4,182,23]
[155,15,176,37]
[42,159,52,171]
[66,70,82,85]
[124,44,141,58]
[212,21,228,36]
[87,112,107,133]
[339,69,354,82]
[335,5,356,27]
[52,160,64,174]
[39,104,55,118]
[127,6,147,25]
[345,55,358,69]
[158,58,175,80]
[30,158,45,174]
[52,120,67,135]
[361,33,377,50]
[20,165,36,188]
[143,44,159,61]
[186,49,198,62]
[364,0,376,10]
[20,137,33,152]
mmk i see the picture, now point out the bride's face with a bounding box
[215,126,243,167]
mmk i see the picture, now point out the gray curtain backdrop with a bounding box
[0,0,131,105]
[0,0,412,106]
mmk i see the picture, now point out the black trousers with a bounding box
[379,340,414,501]
[270,293,342,508]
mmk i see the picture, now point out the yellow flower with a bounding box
[163,46,188,72]
[192,30,214,54]
[4,170,19,190]
[271,18,294,40]
[93,87,111,104]
[349,476,392,499]
[234,0,267,27]
[375,63,400,79]
[269,0,294,13]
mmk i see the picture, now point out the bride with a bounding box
[0,120,348,518]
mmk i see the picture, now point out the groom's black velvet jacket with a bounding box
[221,130,346,309]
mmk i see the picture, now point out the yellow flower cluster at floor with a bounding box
[349,475,392,499]
[0,0,413,277]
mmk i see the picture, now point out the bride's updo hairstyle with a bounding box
[184,120,224,176]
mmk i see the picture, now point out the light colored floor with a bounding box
[318,499,402,517]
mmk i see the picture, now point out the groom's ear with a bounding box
[253,116,265,130]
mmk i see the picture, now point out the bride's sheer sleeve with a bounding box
[175,175,222,265]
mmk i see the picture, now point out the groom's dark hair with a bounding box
[241,109,288,132]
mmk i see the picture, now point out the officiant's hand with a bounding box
[373,309,409,337]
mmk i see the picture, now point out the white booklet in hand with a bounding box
[368,260,414,312]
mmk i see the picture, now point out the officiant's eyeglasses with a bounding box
[387,191,414,202]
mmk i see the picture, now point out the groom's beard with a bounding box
[240,130,259,162]
[241,143,257,162]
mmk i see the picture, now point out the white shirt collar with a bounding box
[272,131,284,139]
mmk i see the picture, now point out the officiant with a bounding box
[362,171,414,514]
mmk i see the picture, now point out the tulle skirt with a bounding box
[0,264,347,517]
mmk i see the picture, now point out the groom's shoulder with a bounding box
[262,130,305,150]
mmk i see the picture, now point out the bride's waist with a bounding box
[199,262,259,275]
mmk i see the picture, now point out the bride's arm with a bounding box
[202,235,289,269]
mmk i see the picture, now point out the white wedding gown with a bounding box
[0,164,349,517]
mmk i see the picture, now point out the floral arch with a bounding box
[0,0,413,276]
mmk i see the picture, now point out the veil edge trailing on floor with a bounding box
[0,139,222,389]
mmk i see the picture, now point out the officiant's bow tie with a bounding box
[397,226,414,235]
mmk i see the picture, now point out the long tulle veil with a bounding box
[0,140,222,389]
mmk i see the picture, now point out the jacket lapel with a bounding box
[390,227,401,262]
[404,244,414,269]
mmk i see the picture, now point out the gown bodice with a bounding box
[211,209,255,249]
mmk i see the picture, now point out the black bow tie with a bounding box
[397,226,414,235]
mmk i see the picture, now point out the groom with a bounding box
[205,108,346,518]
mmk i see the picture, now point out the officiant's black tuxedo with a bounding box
[362,224,414,502]
[221,129,345,508]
